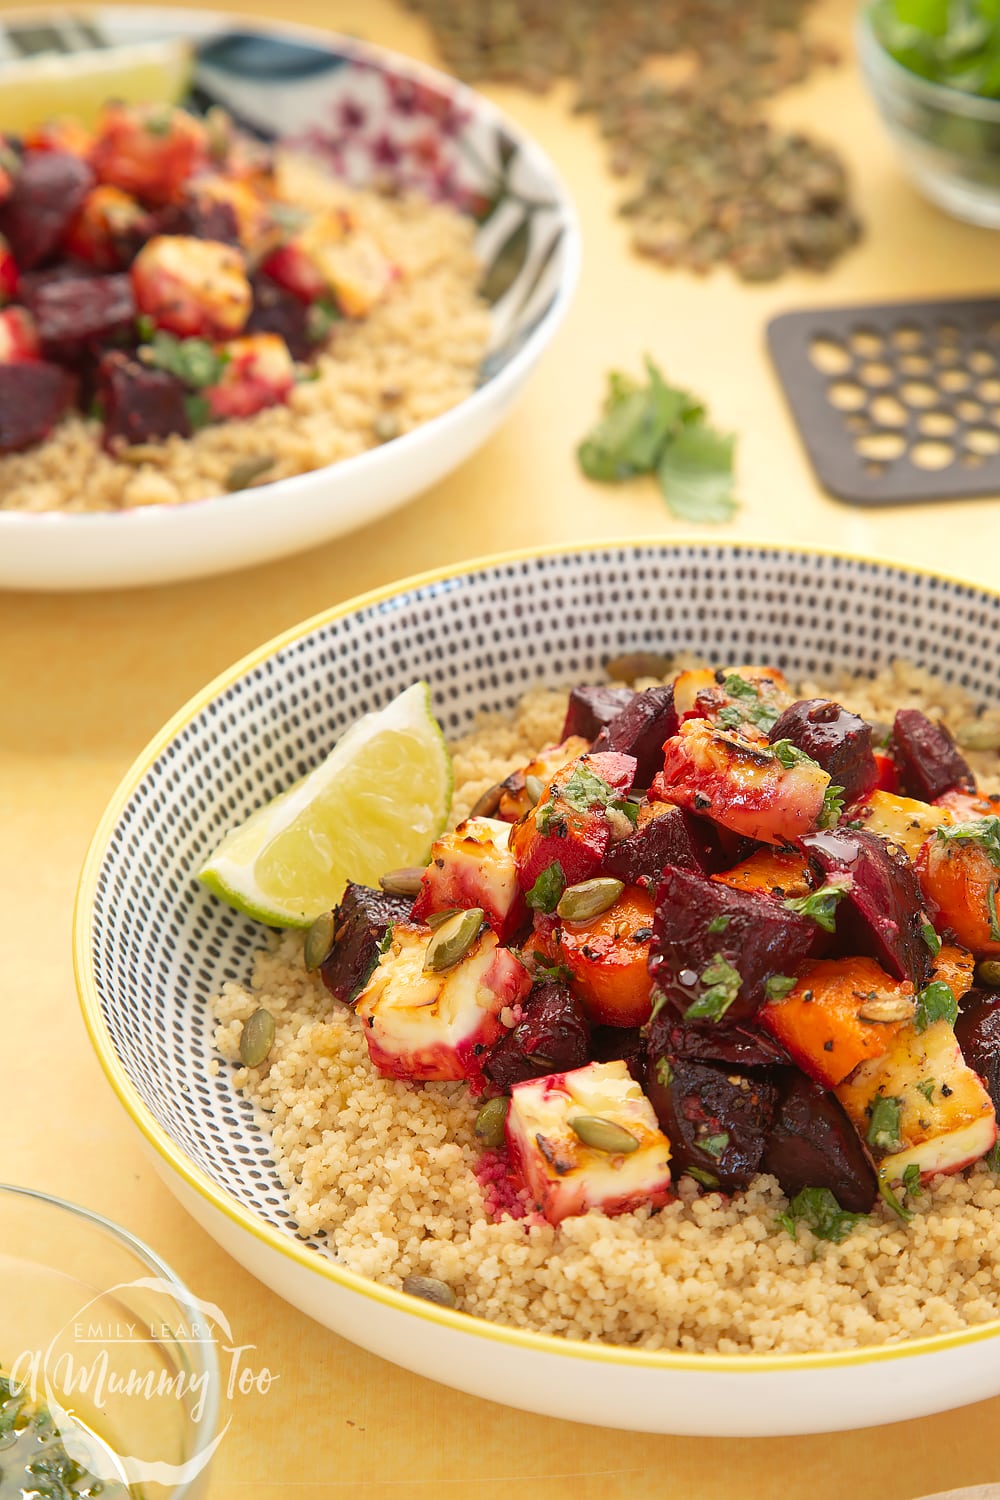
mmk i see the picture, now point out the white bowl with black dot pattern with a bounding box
[76,540,1000,1435]
[0,6,579,591]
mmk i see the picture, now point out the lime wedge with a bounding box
[198,682,453,928]
[0,39,193,133]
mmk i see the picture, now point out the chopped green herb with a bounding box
[867,1094,904,1154]
[700,1131,729,1159]
[783,882,848,934]
[765,973,797,1001]
[776,1186,869,1244]
[921,920,943,958]
[526,950,573,985]
[879,1176,913,1223]
[685,1166,721,1190]
[135,313,156,342]
[902,1162,923,1197]
[986,1140,1000,1172]
[145,331,229,389]
[525,861,566,914]
[611,797,640,826]
[684,953,742,1023]
[989,879,1000,943]
[819,783,845,830]
[707,914,731,934]
[770,738,813,770]
[916,1078,936,1102]
[936,816,1000,866]
[307,297,342,344]
[560,764,621,814]
[577,356,739,525]
[718,674,781,732]
[655,1056,673,1087]
[183,393,213,431]
[648,987,669,1022]
[913,980,958,1033]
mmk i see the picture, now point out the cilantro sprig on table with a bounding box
[577,356,739,524]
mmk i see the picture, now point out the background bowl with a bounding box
[75,540,1000,1436]
[858,4,1000,227]
[0,6,578,591]
[0,1182,221,1497]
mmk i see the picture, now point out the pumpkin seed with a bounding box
[605,651,673,682]
[857,993,916,1024]
[470,781,504,818]
[525,774,544,806]
[401,1275,456,1308]
[976,959,1000,989]
[956,718,1000,753]
[426,907,462,930]
[474,1095,509,1148]
[225,454,275,492]
[424,908,484,972]
[379,866,425,897]
[557,877,624,923]
[303,910,336,971]
[569,1115,639,1154]
[239,1007,275,1067]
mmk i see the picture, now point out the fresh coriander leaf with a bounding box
[916,1078,936,1102]
[526,950,573,985]
[560,765,620,814]
[986,1140,1000,1172]
[723,674,760,703]
[776,1186,868,1244]
[719,673,780,732]
[525,861,566,914]
[819,783,845,830]
[146,331,229,389]
[913,980,958,1032]
[879,1176,913,1223]
[135,313,156,342]
[765,973,797,1001]
[685,1166,720,1189]
[655,1056,673,1087]
[936,816,1000,865]
[989,879,1000,943]
[707,914,731,934]
[648,987,670,1022]
[902,1162,923,1197]
[921,920,943,957]
[867,1094,904,1153]
[183,393,213,431]
[657,420,739,525]
[700,1131,729,1159]
[307,297,342,344]
[577,356,698,482]
[770,738,813,770]
[611,797,640,826]
[684,953,742,1022]
[783,882,847,934]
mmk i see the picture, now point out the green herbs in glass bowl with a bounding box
[861,0,1000,224]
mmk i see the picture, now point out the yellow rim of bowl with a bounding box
[74,535,1000,1376]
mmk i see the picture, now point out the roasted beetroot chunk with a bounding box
[246,273,314,362]
[510,750,637,895]
[98,351,191,448]
[592,685,679,787]
[603,804,721,889]
[644,1050,779,1191]
[23,271,135,358]
[768,698,877,806]
[800,828,932,988]
[955,989,1000,1114]
[319,882,413,1005]
[484,981,591,1091]
[0,150,94,268]
[762,1071,877,1213]
[892,708,975,802]
[647,1012,790,1069]
[0,360,75,451]
[650,865,819,1023]
[561,684,635,743]
[152,196,240,247]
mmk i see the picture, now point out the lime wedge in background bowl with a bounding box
[197,681,452,927]
[0,37,192,131]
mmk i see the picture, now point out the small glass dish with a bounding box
[0,1183,221,1498]
[858,4,1000,227]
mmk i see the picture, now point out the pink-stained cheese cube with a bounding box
[411,816,526,943]
[355,921,531,1089]
[505,1060,672,1226]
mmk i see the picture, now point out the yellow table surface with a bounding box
[5,0,1000,1494]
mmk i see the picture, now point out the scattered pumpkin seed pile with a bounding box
[406,0,861,280]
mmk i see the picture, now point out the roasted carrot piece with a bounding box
[534,885,654,1028]
[918,829,1000,956]
[711,847,812,900]
[760,956,915,1088]
[932,942,976,1000]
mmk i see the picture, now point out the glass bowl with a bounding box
[858,4,1000,226]
[0,1184,221,1498]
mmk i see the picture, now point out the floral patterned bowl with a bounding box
[0,7,579,590]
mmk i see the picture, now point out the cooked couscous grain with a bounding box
[211,663,1000,1353]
